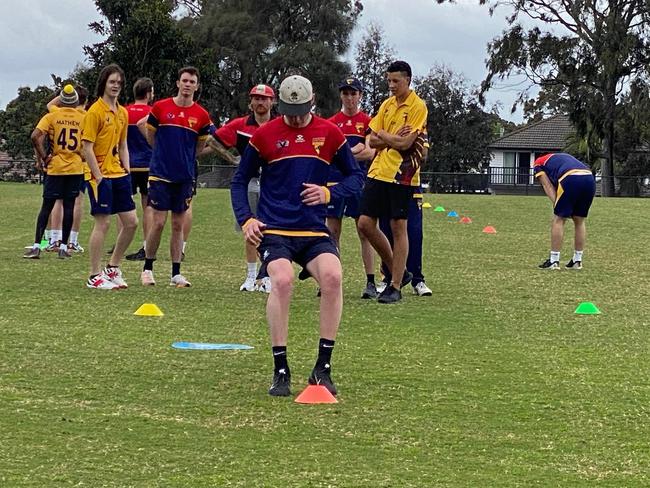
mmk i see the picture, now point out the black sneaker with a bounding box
[361,281,378,299]
[308,363,337,396]
[23,247,41,259]
[377,285,402,304]
[125,247,146,261]
[57,248,72,259]
[538,259,560,269]
[565,259,582,270]
[269,368,291,397]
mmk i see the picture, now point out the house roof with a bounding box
[489,114,574,151]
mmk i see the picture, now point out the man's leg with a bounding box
[305,252,343,395]
[358,215,394,271]
[182,203,192,257]
[110,210,138,266]
[169,211,191,287]
[550,215,566,258]
[266,258,294,396]
[89,214,111,276]
[355,219,377,298]
[389,218,409,288]
[326,217,342,248]
[145,208,168,263]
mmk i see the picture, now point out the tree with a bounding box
[83,0,196,103]
[472,0,650,196]
[353,22,396,114]
[0,85,55,160]
[414,66,497,174]
[189,0,362,120]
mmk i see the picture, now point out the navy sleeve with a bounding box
[329,141,364,200]
[230,144,263,226]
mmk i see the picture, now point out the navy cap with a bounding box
[338,77,363,92]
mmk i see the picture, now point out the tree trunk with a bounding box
[601,79,617,197]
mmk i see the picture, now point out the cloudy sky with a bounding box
[0,0,527,121]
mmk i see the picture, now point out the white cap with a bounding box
[278,75,313,116]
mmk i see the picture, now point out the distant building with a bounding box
[489,114,574,184]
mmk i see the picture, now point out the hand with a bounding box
[396,125,413,137]
[243,218,266,246]
[300,183,327,206]
[93,174,104,185]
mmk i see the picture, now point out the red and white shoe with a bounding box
[104,266,128,289]
[87,272,119,290]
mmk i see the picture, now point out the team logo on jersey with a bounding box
[179,111,185,118]
[263,250,270,260]
[167,113,176,120]
[337,122,343,128]
[188,117,198,128]
[295,134,305,143]
[355,122,365,133]
[346,120,352,126]
[276,139,289,149]
[312,137,325,154]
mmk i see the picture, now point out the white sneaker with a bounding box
[376,280,388,294]
[240,276,256,291]
[256,276,272,293]
[413,281,433,296]
[87,272,119,290]
[170,274,191,288]
[104,266,128,288]
[141,270,156,286]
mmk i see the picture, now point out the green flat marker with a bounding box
[40,239,49,250]
[434,206,445,212]
[575,302,601,314]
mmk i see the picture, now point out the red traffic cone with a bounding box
[294,384,338,404]
[482,225,497,234]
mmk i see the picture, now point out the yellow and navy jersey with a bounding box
[533,153,592,187]
[36,107,85,175]
[146,97,211,183]
[231,115,364,237]
[126,103,153,170]
[327,110,372,183]
[81,98,128,178]
[367,90,428,187]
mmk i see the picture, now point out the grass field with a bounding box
[2,182,650,487]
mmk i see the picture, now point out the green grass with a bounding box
[2,182,650,487]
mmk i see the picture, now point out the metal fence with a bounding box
[4,159,650,197]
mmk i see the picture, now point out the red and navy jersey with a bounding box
[533,153,591,187]
[125,103,152,170]
[211,114,270,155]
[231,115,364,236]
[327,110,372,184]
[146,97,211,183]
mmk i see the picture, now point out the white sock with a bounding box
[182,241,187,253]
[52,229,62,242]
[550,251,560,263]
[247,262,258,278]
[33,242,40,249]
[44,230,51,241]
[70,231,79,245]
[573,250,583,262]
[59,243,67,252]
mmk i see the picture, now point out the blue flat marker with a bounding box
[172,342,253,350]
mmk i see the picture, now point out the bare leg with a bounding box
[389,218,409,287]
[355,219,375,275]
[89,214,111,275]
[146,209,168,260]
[550,215,566,252]
[572,216,586,251]
[245,240,258,263]
[358,215,394,271]
[140,193,151,247]
[110,210,138,265]
[72,193,83,233]
[170,212,185,263]
[266,258,294,346]
[305,253,343,340]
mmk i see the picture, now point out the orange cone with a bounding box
[482,225,497,234]
[294,384,338,404]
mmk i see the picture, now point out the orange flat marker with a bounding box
[294,384,338,404]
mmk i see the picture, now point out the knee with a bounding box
[318,268,342,293]
[271,271,294,296]
[124,216,139,232]
[357,216,372,235]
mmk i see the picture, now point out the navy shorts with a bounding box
[88,175,136,216]
[130,170,149,195]
[257,234,339,274]
[43,174,84,200]
[555,174,596,218]
[327,192,362,219]
[148,180,193,213]
[360,178,413,220]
